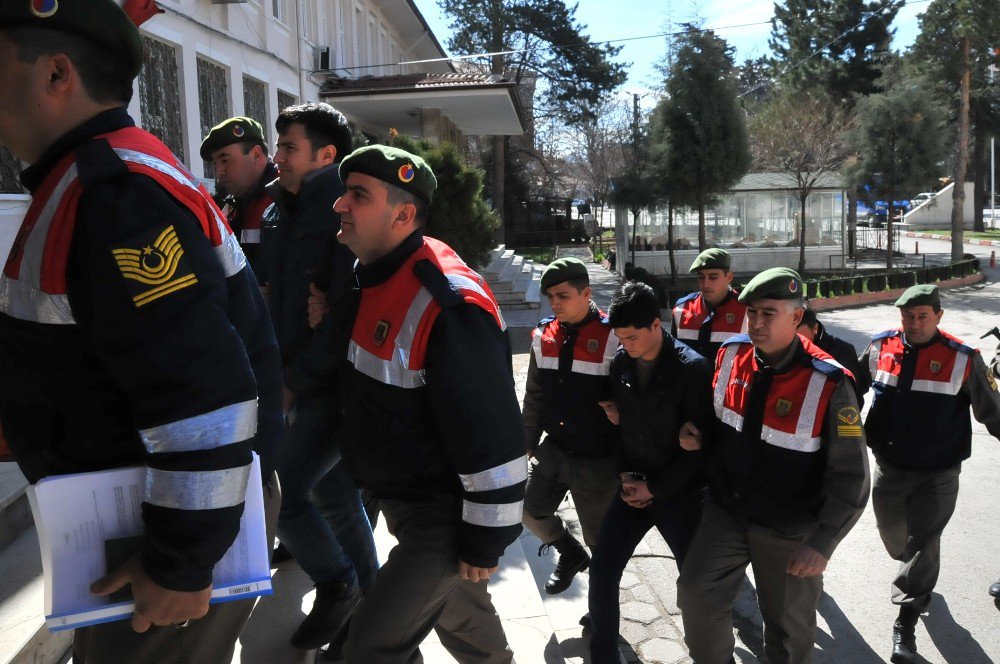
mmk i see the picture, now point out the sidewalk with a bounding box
[904,230,1000,247]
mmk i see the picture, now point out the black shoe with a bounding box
[290,581,362,650]
[271,542,294,564]
[579,612,592,631]
[990,580,1000,598]
[539,532,590,595]
[890,605,920,664]
[317,617,352,661]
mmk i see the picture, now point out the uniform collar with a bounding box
[754,335,802,373]
[21,107,134,193]
[237,160,278,206]
[356,230,424,288]
[560,302,599,332]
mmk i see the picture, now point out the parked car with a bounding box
[910,192,936,208]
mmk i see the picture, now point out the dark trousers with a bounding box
[345,494,513,664]
[588,489,704,664]
[72,472,281,664]
[677,501,822,664]
[872,457,961,608]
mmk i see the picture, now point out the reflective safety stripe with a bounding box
[462,499,524,527]
[676,328,699,340]
[874,370,898,387]
[571,359,608,376]
[868,342,880,377]
[711,330,741,343]
[713,344,740,418]
[0,275,75,325]
[604,330,620,365]
[672,306,683,331]
[911,352,967,395]
[241,229,261,244]
[145,462,251,510]
[347,339,426,388]
[676,328,741,343]
[796,371,827,438]
[114,149,247,278]
[534,354,559,370]
[761,425,821,452]
[139,399,258,454]
[458,456,529,492]
[446,273,506,331]
[718,405,744,431]
[395,286,435,370]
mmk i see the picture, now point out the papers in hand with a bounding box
[26,453,272,632]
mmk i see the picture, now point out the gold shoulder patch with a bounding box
[112,226,198,307]
[836,405,863,438]
[987,368,998,393]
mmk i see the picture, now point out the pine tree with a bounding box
[658,26,750,251]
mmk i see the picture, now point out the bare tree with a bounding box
[563,98,632,227]
[749,93,852,272]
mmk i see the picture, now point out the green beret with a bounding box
[200,117,266,160]
[895,284,940,309]
[0,0,144,79]
[689,248,731,272]
[339,145,437,203]
[738,267,804,303]
[540,258,589,292]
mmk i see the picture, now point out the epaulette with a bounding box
[74,138,130,189]
[537,315,556,329]
[939,335,976,356]
[721,333,751,347]
[598,312,610,325]
[871,329,901,341]
[673,291,700,307]
[809,356,845,381]
[413,259,464,308]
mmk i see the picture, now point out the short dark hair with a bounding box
[798,307,818,328]
[385,183,430,226]
[275,102,352,159]
[3,27,134,105]
[609,281,660,329]
[240,140,268,157]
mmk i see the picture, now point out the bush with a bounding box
[868,274,886,292]
[388,134,499,269]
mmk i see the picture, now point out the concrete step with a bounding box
[494,291,531,305]
[0,527,73,664]
[483,248,515,278]
[0,463,31,552]
[497,255,526,286]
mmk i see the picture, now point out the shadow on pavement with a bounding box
[923,592,993,664]
[815,593,882,663]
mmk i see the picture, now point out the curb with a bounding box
[809,272,985,311]
[905,231,1000,247]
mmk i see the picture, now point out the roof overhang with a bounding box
[321,84,526,136]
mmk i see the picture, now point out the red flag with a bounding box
[122,0,164,27]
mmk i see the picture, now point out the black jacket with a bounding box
[812,322,869,405]
[258,165,354,393]
[222,160,277,277]
[0,108,283,591]
[609,330,712,498]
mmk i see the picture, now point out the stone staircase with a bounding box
[0,463,72,664]
[481,246,543,311]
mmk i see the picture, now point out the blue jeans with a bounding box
[276,393,377,590]
[587,489,704,664]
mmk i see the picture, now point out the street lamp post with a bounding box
[990,64,996,229]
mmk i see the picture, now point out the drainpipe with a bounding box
[295,0,308,101]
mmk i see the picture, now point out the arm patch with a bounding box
[111,225,198,307]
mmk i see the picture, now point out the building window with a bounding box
[0,147,24,194]
[139,36,185,164]
[277,90,297,113]
[197,57,231,178]
[243,76,268,135]
[272,0,285,24]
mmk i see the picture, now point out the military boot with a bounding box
[290,580,362,650]
[990,579,1000,598]
[540,531,590,595]
[890,604,921,664]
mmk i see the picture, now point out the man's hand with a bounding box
[282,385,296,415]
[622,479,653,508]
[91,556,212,633]
[598,400,620,425]
[459,561,498,583]
[679,421,702,451]
[307,283,329,329]
[785,545,828,578]
[259,282,270,302]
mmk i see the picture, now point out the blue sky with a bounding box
[412,0,928,95]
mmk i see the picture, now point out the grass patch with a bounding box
[913,228,1000,241]
[517,246,557,265]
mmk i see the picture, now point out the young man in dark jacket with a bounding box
[588,281,713,664]
[797,307,870,405]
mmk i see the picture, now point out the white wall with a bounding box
[903,182,976,230]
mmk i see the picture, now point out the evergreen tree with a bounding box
[769,0,898,100]
[659,26,750,251]
[844,73,948,271]
[388,134,500,269]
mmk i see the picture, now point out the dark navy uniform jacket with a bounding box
[0,109,283,591]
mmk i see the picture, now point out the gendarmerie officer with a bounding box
[521,257,619,596]
[333,146,526,663]
[200,116,277,276]
[677,268,870,664]
[0,3,282,662]
[671,248,747,359]
[859,284,1000,663]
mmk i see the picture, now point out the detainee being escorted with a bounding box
[671,248,747,360]
[588,281,712,664]
[0,3,283,662]
[677,267,870,664]
[333,146,527,663]
[521,258,619,596]
[859,284,1000,664]
[796,307,870,405]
